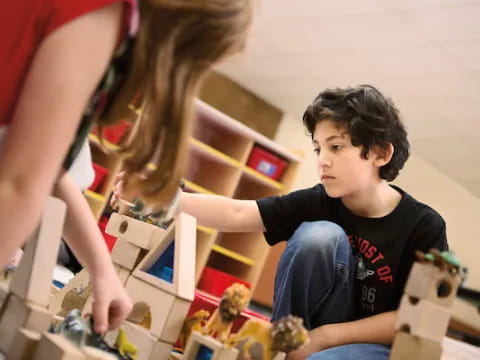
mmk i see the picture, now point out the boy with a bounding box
[115,85,448,359]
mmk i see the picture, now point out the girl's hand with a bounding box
[91,268,133,333]
[109,171,138,208]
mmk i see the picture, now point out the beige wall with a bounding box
[275,113,480,328]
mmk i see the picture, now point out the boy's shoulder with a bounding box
[393,185,445,225]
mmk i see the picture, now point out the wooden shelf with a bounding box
[84,190,105,202]
[197,225,216,235]
[183,180,215,195]
[185,143,241,197]
[242,166,284,191]
[211,245,255,266]
[189,138,241,168]
[88,133,120,151]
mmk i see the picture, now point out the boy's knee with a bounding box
[293,221,347,253]
[294,221,347,247]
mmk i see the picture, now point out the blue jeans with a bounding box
[272,221,390,360]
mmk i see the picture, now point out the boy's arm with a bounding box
[178,192,265,232]
[287,311,397,360]
[53,172,132,333]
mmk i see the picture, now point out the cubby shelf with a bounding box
[242,166,284,191]
[84,190,105,202]
[211,245,255,266]
[85,99,301,301]
[88,133,120,151]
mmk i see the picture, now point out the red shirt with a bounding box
[0,0,132,125]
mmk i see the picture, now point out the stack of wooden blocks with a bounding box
[101,211,197,360]
[390,260,462,359]
[0,194,199,360]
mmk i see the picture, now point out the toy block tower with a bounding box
[101,211,197,360]
[390,249,463,360]
[0,196,66,354]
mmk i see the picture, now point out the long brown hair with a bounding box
[101,0,252,206]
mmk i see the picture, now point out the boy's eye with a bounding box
[313,148,320,155]
[331,144,343,151]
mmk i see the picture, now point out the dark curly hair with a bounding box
[303,84,410,181]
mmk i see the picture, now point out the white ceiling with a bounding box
[216,0,480,198]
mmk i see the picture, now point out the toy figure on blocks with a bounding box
[389,249,464,360]
[180,282,310,360]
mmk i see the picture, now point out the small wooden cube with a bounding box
[390,331,442,360]
[404,262,461,308]
[149,340,173,360]
[104,321,156,360]
[183,332,239,360]
[82,346,118,360]
[106,213,165,250]
[0,294,52,353]
[111,239,143,270]
[33,333,85,360]
[395,295,451,342]
[7,328,41,360]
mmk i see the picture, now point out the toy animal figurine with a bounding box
[203,283,250,343]
[115,328,138,360]
[179,309,211,350]
[0,264,16,283]
[227,315,310,360]
[52,309,92,347]
[415,249,462,275]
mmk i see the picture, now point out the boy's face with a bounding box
[312,119,382,198]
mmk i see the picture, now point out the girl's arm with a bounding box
[0,2,123,268]
[53,172,132,332]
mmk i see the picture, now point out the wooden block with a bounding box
[6,328,41,360]
[219,347,240,360]
[183,332,238,360]
[390,331,442,360]
[111,238,143,270]
[273,352,287,360]
[104,322,156,360]
[161,296,191,343]
[0,283,8,313]
[114,264,131,286]
[149,340,173,360]
[106,213,165,250]
[82,346,117,360]
[395,295,451,342]
[133,213,197,301]
[33,333,85,360]
[10,197,66,307]
[405,262,461,308]
[0,294,52,353]
[125,276,175,339]
[49,270,91,317]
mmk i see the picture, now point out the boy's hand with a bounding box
[91,268,133,333]
[286,325,337,360]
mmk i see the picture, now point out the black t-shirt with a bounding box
[256,184,448,319]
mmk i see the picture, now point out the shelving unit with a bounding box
[86,99,302,301]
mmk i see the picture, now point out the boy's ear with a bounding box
[373,143,394,167]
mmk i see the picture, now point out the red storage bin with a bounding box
[89,163,109,192]
[92,120,132,145]
[197,266,251,298]
[173,290,270,349]
[98,216,117,252]
[247,146,288,181]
